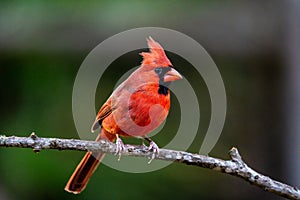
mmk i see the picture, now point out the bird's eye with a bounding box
[154,67,163,74]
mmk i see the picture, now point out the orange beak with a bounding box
[164,68,182,82]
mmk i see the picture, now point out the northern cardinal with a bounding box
[65,37,182,194]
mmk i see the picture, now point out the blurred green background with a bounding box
[0,1,299,200]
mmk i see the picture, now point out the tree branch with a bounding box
[0,133,299,200]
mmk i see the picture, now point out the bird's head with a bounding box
[139,37,182,83]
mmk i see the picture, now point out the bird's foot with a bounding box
[115,135,125,161]
[141,139,147,148]
[144,137,159,164]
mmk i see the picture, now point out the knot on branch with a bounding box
[29,132,41,153]
[229,147,243,163]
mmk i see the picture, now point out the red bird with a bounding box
[65,37,182,194]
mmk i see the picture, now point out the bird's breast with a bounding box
[102,83,170,137]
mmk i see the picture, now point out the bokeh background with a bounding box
[0,1,299,200]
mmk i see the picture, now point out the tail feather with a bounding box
[64,130,115,194]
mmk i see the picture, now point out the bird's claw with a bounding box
[115,136,125,161]
[142,140,147,148]
[147,140,159,164]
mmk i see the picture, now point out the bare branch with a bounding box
[0,134,299,200]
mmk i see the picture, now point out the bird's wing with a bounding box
[90,77,130,133]
[91,98,114,132]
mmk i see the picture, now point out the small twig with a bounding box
[0,134,299,200]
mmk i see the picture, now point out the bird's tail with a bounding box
[64,130,116,194]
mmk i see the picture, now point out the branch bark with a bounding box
[0,133,299,200]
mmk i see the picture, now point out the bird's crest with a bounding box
[140,37,172,67]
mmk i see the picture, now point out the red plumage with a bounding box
[65,37,182,194]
